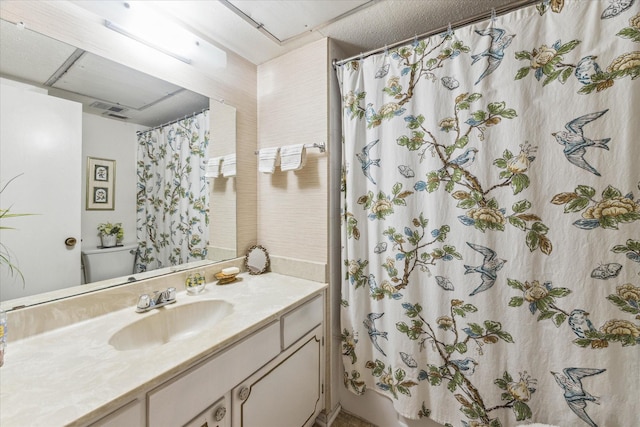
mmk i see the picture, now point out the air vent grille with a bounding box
[105,112,129,120]
[89,101,128,113]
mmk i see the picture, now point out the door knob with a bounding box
[64,237,77,247]
[214,406,226,421]
[238,386,250,401]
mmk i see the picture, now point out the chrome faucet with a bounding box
[136,287,176,312]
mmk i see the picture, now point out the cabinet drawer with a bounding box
[88,399,144,427]
[281,295,323,349]
[184,394,230,427]
[148,321,280,427]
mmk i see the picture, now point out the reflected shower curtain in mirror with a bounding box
[136,111,210,272]
[338,1,639,426]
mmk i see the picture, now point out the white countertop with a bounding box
[0,273,327,427]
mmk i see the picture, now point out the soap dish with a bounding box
[214,271,238,285]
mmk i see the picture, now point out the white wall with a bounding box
[80,113,146,250]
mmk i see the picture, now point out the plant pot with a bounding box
[101,235,117,248]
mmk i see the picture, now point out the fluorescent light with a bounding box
[105,19,192,64]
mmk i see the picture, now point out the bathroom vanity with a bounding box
[0,272,327,427]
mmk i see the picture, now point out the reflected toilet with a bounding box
[81,244,138,283]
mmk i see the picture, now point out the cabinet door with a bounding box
[232,329,322,427]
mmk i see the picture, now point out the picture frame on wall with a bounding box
[86,157,115,210]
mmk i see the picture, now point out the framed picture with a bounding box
[86,157,115,210]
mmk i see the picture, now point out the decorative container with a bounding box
[101,234,117,248]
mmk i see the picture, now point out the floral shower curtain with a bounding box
[338,2,639,426]
[136,111,210,272]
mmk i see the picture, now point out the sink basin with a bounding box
[109,299,233,351]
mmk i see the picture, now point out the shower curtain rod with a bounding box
[333,0,539,67]
[136,108,209,135]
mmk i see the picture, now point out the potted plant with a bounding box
[97,222,123,248]
[0,174,32,284]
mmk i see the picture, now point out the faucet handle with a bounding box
[166,287,176,301]
[136,294,151,311]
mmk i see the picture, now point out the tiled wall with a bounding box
[256,38,329,265]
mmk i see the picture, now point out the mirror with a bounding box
[0,19,237,306]
[245,245,270,275]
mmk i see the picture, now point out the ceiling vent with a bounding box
[104,112,129,120]
[90,101,129,113]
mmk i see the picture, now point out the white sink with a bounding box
[109,299,233,351]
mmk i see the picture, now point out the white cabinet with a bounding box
[146,294,324,427]
[232,327,322,427]
[88,399,144,427]
[148,322,281,426]
[184,394,230,427]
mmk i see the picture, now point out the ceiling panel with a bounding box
[226,0,372,42]
[51,53,182,110]
[0,19,77,84]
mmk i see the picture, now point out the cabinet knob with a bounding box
[214,406,226,421]
[238,386,250,401]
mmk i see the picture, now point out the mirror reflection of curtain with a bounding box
[136,111,210,272]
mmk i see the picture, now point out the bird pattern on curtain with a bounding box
[136,111,210,272]
[338,1,639,427]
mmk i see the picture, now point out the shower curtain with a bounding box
[338,1,639,426]
[136,111,210,272]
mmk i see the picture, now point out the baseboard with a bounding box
[314,403,342,427]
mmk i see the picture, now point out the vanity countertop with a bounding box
[0,273,327,427]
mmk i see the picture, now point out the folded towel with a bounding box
[258,147,280,174]
[205,157,222,178]
[221,154,236,177]
[280,144,307,171]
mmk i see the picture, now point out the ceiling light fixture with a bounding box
[104,19,192,64]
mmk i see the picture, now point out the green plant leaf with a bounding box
[575,185,596,198]
[509,216,527,231]
[515,67,531,80]
[512,199,532,213]
[499,108,517,119]
[494,158,507,169]
[549,287,571,298]
[509,296,524,307]
[553,313,567,327]
[602,185,622,200]
[511,174,530,195]
[559,67,573,84]
[531,221,549,234]
[556,39,581,55]
[513,401,532,421]
[507,279,525,291]
[564,196,589,213]
[454,342,468,354]
[495,330,514,343]
[455,135,469,148]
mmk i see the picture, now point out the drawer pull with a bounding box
[238,386,250,401]
[214,406,226,421]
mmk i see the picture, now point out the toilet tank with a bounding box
[81,244,138,283]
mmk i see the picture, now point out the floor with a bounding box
[329,411,377,427]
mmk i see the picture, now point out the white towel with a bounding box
[205,157,222,178]
[279,144,307,171]
[258,147,280,174]
[221,154,236,177]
